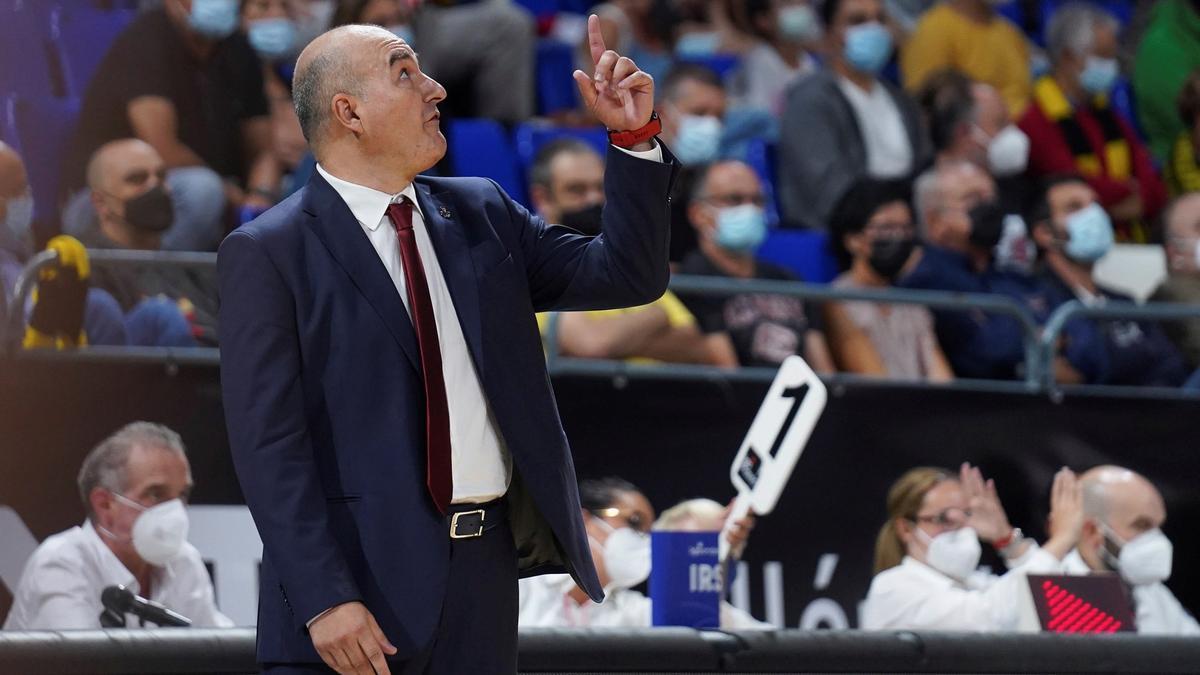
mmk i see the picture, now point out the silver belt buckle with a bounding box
[450,509,486,539]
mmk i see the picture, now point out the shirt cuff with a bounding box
[612,140,663,163]
[306,605,337,628]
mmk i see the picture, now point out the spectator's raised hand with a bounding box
[961,462,1013,544]
[572,14,655,135]
[722,500,756,558]
[1043,467,1085,560]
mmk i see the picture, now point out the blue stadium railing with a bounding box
[5,249,1200,400]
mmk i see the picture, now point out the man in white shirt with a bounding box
[518,479,765,629]
[3,422,231,630]
[1062,465,1200,635]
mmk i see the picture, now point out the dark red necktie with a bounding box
[386,198,453,514]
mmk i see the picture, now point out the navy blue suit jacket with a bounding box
[217,145,677,663]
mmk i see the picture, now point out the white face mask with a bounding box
[2,191,34,257]
[984,125,1030,177]
[591,518,651,591]
[917,525,981,581]
[1103,524,1173,587]
[101,494,190,566]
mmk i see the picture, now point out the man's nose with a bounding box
[423,74,447,104]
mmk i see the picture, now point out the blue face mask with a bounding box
[778,4,821,42]
[188,0,240,39]
[2,192,34,257]
[1080,56,1119,95]
[843,21,892,75]
[1064,203,1114,263]
[673,114,722,166]
[715,204,767,253]
[675,31,721,57]
[247,18,297,60]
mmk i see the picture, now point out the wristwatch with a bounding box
[608,111,661,149]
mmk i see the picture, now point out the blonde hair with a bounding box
[654,498,726,531]
[874,467,952,574]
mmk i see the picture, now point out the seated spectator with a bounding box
[3,423,232,629]
[901,161,1043,379]
[900,0,1032,119]
[1029,176,1191,387]
[1064,466,1200,635]
[1153,193,1200,370]
[1133,1,1200,163]
[726,0,821,118]
[660,63,731,261]
[335,0,534,124]
[77,140,209,347]
[517,478,763,629]
[779,0,930,229]
[63,0,277,251]
[861,464,1083,631]
[917,68,1037,226]
[241,0,311,197]
[676,161,835,371]
[1018,3,1165,243]
[529,140,736,366]
[0,144,130,348]
[826,178,953,382]
[1166,70,1200,197]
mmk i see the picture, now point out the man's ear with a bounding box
[1031,220,1055,248]
[89,487,113,526]
[530,184,551,217]
[331,94,363,136]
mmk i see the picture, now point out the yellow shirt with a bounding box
[901,4,1031,119]
[536,290,696,364]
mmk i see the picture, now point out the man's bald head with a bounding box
[86,139,161,194]
[293,25,383,151]
[1080,465,1163,521]
[0,141,28,201]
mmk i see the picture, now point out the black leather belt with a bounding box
[446,498,507,539]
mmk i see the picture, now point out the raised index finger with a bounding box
[587,14,607,66]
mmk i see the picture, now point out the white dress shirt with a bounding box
[317,165,512,503]
[315,143,662,503]
[836,76,913,179]
[2,521,232,630]
[1062,550,1200,636]
[860,547,1061,632]
[517,574,770,629]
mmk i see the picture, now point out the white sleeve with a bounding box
[16,555,101,630]
[180,549,235,628]
[612,140,663,163]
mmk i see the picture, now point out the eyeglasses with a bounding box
[864,221,913,237]
[591,507,650,533]
[911,507,972,528]
[705,193,767,208]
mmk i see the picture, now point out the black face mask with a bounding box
[968,199,1005,250]
[123,185,174,233]
[560,203,604,236]
[868,236,916,280]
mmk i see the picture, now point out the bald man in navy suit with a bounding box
[218,16,677,675]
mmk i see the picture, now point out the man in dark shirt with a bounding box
[676,160,835,370]
[62,0,276,251]
[76,139,204,347]
[1028,175,1189,387]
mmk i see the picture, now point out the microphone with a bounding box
[100,585,193,628]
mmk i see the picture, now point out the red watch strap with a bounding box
[608,112,661,149]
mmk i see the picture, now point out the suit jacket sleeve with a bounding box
[217,230,361,629]
[496,144,678,313]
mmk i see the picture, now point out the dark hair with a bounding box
[734,0,775,41]
[529,138,598,190]
[828,178,912,270]
[662,63,723,103]
[1028,173,1089,231]
[819,0,842,27]
[1178,68,1200,128]
[331,0,372,27]
[915,68,976,154]
[578,477,641,512]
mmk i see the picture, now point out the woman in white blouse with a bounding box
[861,463,1084,631]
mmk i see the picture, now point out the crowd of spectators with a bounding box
[3,0,1200,390]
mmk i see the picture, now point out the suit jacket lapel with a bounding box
[301,171,421,374]
[413,181,486,377]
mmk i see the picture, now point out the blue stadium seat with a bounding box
[446,118,524,202]
[743,139,781,226]
[756,229,840,284]
[0,1,59,98]
[4,95,81,225]
[513,123,608,177]
[536,40,579,116]
[51,6,136,99]
[513,0,558,19]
